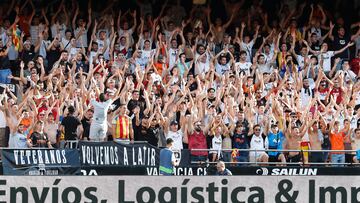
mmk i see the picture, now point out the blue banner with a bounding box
[2,149,81,175]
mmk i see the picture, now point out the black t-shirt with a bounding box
[46,48,61,72]
[333,35,350,59]
[81,117,91,140]
[310,41,321,52]
[20,47,36,64]
[0,46,10,69]
[144,126,160,147]
[61,115,81,140]
[133,118,146,142]
[30,131,50,148]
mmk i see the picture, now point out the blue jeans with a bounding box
[331,154,345,167]
[222,152,232,162]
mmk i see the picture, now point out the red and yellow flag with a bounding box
[12,24,21,51]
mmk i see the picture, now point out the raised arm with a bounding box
[72,6,79,30]
[130,10,137,32]
[333,42,354,55]
[86,2,92,30]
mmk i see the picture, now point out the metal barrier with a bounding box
[2,141,359,166]
[189,148,360,166]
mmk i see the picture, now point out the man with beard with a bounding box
[298,77,315,110]
[187,115,209,164]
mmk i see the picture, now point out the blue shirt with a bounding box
[159,148,174,175]
[267,131,285,156]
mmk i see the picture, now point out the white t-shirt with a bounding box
[39,40,51,58]
[74,27,88,47]
[196,61,210,75]
[69,47,81,59]
[91,99,113,125]
[240,41,255,62]
[300,85,315,109]
[211,135,222,154]
[310,27,322,40]
[257,63,273,74]
[0,111,6,128]
[96,38,110,60]
[235,61,252,75]
[141,49,155,63]
[9,132,28,148]
[62,38,71,50]
[215,62,231,75]
[296,54,309,69]
[30,25,45,44]
[51,24,67,39]
[250,134,267,150]
[321,51,334,72]
[168,48,180,69]
[118,28,134,46]
[166,130,183,150]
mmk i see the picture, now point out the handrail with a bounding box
[188,148,359,166]
[190,148,357,152]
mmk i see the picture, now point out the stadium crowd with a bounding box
[0,0,360,166]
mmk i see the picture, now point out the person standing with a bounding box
[89,93,113,141]
[60,106,82,148]
[159,138,179,176]
[330,121,346,167]
[111,104,134,142]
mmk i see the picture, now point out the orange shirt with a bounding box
[330,131,345,154]
[242,84,258,95]
[20,118,32,131]
[154,62,168,77]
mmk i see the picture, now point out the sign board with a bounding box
[0,176,358,202]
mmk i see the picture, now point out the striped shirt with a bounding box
[112,115,132,139]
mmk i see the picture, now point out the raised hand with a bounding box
[241,22,246,28]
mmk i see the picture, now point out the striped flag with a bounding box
[12,24,21,51]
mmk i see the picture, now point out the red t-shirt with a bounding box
[188,131,208,157]
[330,87,343,104]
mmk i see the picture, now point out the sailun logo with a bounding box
[256,168,318,176]
[256,168,269,175]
